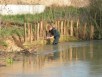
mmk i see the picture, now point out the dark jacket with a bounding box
[49,28,60,37]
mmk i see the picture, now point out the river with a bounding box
[0,40,102,77]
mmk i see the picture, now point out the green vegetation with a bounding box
[89,0,102,24]
[0,6,89,23]
[0,26,24,37]
[0,1,101,52]
[0,41,8,47]
[89,0,102,39]
[0,4,102,40]
[6,57,13,64]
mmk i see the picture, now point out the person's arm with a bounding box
[46,29,54,39]
[46,36,54,39]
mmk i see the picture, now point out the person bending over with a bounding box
[46,25,60,45]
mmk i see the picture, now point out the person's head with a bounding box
[47,24,53,30]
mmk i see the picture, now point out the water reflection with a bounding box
[0,40,102,77]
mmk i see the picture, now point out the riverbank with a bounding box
[0,6,102,52]
[0,34,78,52]
[0,20,101,52]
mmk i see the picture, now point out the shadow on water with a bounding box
[0,40,102,77]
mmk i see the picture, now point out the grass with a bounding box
[0,40,8,47]
[0,6,101,39]
[0,26,24,37]
[0,6,90,24]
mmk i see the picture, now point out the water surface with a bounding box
[0,40,102,77]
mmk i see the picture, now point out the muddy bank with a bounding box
[0,35,39,53]
[0,49,37,68]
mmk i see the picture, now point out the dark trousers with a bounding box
[53,36,60,45]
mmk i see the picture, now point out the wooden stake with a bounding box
[40,21,43,37]
[24,23,27,42]
[90,25,94,40]
[27,23,30,41]
[30,24,32,43]
[55,20,58,29]
[83,23,87,39]
[57,20,60,32]
[64,20,66,35]
[61,20,64,35]
[66,20,70,36]
[76,19,79,38]
[70,20,73,36]
[37,22,40,40]
[34,23,37,40]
